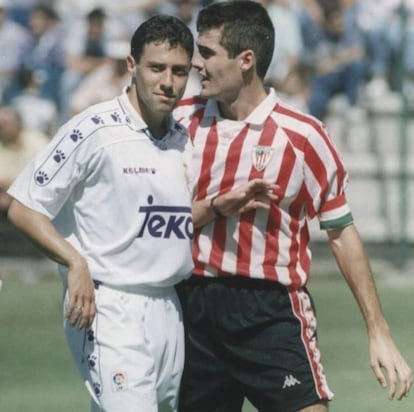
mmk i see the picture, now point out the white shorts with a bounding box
[64,282,184,412]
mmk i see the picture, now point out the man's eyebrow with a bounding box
[197,44,212,51]
[197,44,215,56]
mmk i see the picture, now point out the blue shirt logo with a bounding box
[137,195,193,239]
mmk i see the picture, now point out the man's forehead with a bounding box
[142,41,189,56]
[196,28,224,49]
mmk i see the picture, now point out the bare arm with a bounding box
[192,179,278,228]
[7,199,95,330]
[327,224,412,400]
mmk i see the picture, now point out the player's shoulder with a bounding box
[175,95,208,117]
[60,96,127,140]
[272,100,328,139]
[177,95,207,108]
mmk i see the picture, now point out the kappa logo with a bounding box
[282,374,301,389]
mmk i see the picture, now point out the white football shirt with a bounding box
[9,89,194,287]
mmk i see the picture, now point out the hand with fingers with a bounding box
[369,332,413,400]
[213,178,279,217]
[65,259,96,330]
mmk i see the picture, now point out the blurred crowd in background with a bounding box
[1,0,414,218]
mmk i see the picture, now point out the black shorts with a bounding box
[176,275,333,412]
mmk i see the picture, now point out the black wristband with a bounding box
[210,195,224,218]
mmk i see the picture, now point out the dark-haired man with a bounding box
[174,1,412,411]
[7,15,194,412]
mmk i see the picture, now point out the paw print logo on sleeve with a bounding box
[70,129,83,142]
[34,110,112,186]
[110,112,121,123]
[91,115,104,125]
[53,150,66,163]
[35,170,49,184]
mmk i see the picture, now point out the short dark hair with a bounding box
[196,0,274,79]
[32,4,59,21]
[130,15,194,63]
[87,7,106,22]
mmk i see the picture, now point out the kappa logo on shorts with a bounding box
[111,371,128,392]
[282,374,301,389]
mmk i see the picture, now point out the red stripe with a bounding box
[190,110,214,270]
[178,95,207,108]
[286,184,309,288]
[312,122,346,195]
[218,125,249,192]
[298,225,311,282]
[289,290,331,399]
[187,107,204,143]
[284,128,329,208]
[236,119,278,275]
[277,105,346,197]
[195,120,218,200]
[263,141,296,282]
[319,193,347,213]
[210,125,250,270]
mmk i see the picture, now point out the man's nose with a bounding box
[191,52,203,71]
[161,70,174,88]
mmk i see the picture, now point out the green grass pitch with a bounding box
[0,267,413,411]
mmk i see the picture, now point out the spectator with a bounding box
[171,0,200,37]
[0,106,48,213]
[263,0,304,92]
[54,0,172,36]
[68,40,130,116]
[171,0,201,98]
[11,66,57,134]
[7,4,65,110]
[306,4,366,120]
[387,0,414,104]
[2,0,37,28]
[0,1,30,103]
[298,0,326,63]
[60,6,127,122]
[345,0,394,102]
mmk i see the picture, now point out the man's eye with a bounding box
[198,48,213,59]
[174,68,189,76]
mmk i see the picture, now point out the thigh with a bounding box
[178,280,245,412]
[297,400,329,412]
[240,288,333,412]
[180,278,333,412]
[65,284,173,412]
[179,315,244,412]
[145,288,185,412]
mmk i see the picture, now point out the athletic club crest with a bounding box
[252,145,273,171]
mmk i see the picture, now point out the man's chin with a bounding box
[199,88,212,98]
[156,101,177,111]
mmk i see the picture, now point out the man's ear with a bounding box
[239,49,255,73]
[126,55,136,73]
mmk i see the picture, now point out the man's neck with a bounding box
[218,82,268,121]
[127,85,168,140]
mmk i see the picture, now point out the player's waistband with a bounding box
[186,274,291,292]
[93,280,176,296]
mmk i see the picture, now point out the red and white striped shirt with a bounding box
[174,89,353,289]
